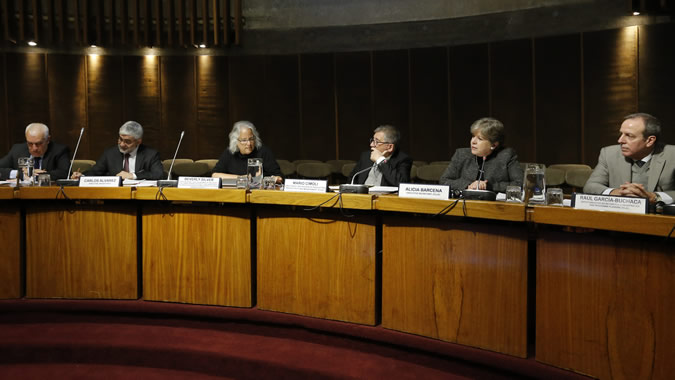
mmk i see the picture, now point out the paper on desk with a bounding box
[369,186,398,194]
[123,179,158,187]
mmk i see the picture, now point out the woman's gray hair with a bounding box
[469,117,505,145]
[119,121,144,139]
[228,120,263,154]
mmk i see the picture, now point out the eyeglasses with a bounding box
[118,136,137,145]
[237,137,256,144]
[369,137,391,146]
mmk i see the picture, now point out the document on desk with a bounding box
[369,186,398,194]
[123,179,158,187]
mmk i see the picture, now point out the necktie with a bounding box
[34,157,42,170]
[634,160,645,168]
[123,153,130,172]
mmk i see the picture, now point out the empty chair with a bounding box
[71,159,96,173]
[162,158,193,173]
[545,167,565,187]
[172,161,211,177]
[566,168,593,191]
[416,165,446,184]
[412,160,428,168]
[195,159,219,172]
[292,159,322,167]
[429,160,451,166]
[548,164,592,176]
[295,162,332,180]
[410,165,418,182]
[342,163,357,179]
[326,159,355,174]
[276,159,296,177]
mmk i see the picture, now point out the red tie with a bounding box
[123,153,130,172]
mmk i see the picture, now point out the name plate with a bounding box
[79,176,122,187]
[284,179,328,193]
[177,177,222,189]
[398,183,450,200]
[572,193,648,214]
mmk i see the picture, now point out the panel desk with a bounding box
[375,195,529,358]
[135,187,251,307]
[18,186,137,299]
[0,187,20,299]
[532,205,675,379]
[250,190,377,325]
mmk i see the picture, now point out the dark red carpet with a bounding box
[0,300,588,379]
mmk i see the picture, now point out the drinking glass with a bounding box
[247,158,263,190]
[236,175,249,189]
[263,176,276,190]
[523,163,546,204]
[546,187,564,206]
[18,157,35,186]
[505,185,522,202]
[37,173,51,187]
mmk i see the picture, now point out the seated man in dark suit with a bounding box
[349,125,412,187]
[0,123,71,180]
[584,112,674,204]
[71,121,163,180]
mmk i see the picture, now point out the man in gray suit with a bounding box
[584,113,675,204]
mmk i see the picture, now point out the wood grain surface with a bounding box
[25,204,138,299]
[0,203,21,298]
[142,205,252,306]
[536,229,675,379]
[375,195,526,221]
[134,187,247,203]
[18,186,133,200]
[382,215,529,357]
[257,208,377,324]
[250,190,373,210]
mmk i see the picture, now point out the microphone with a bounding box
[157,131,185,188]
[339,162,378,194]
[55,127,85,186]
[461,155,496,201]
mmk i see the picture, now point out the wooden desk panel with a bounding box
[142,205,252,306]
[135,187,247,203]
[18,186,133,200]
[0,187,15,199]
[375,195,526,221]
[0,202,21,299]
[382,215,529,358]
[25,203,137,299]
[257,208,377,324]
[537,229,675,379]
[250,190,373,210]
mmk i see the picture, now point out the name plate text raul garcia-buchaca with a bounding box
[572,193,648,214]
[177,176,222,189]
[79,176,122,187]
[284,179,328,193]
[398,183,450,200]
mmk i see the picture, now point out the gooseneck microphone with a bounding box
[55,127,85,186]
[339,162,378,194]
[157,131,185,188]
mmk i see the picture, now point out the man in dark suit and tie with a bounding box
[584,112,675,204]
[349,125,412,187]
[71,121,163,180]
[0,123,71,180]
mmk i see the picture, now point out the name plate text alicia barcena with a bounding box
[398,183,450,200]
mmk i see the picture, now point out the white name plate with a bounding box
[79,176,122,187]
[177,176,222,189]
[398,183,450,200]
[572,193,648,214]
[284,179,328,193]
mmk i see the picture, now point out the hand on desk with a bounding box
[467,180,488,190]
[610,182,658,203]
[116,171,134,180]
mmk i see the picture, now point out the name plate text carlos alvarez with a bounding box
[79,176,122,187]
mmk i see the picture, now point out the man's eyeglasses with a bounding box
[369,137,391,146]
[118,136,137,145]
[237,137,256,144]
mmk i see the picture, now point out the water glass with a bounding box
[546,187,564,206]
[247,158,263,189]
[236,175,249,189]
[505,185,522,202]
[523,163,546,204]
[18,157,35,185]
[37,173,51,187]
[263,176,276,190]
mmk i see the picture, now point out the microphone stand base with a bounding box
[157,180,178,188]
[55,179,79,187]
[339,184,369,194]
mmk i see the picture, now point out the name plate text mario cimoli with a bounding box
[398,183,450,200]
[572,193,648,214]
[284,179,328,193]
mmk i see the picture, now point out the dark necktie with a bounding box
[634,160,645,168]
[123,153,130,172]
[34,157,42,170]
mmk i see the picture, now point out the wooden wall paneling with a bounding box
[372,50,410,154]
[143,205,252,306]
[233,0,241,45]
[536,229,675,379]
[160,56,195,159]
[177,0,185,46]
[82,0,89,45]
[490,39,534,163]
[166,0,174,46]
[0,54,7,153]
[120,0,128,45]
[1,1,14,43]
[107,0,115,46]
[638,22,675,145]
[31,0,40,44]
[0,204,21,299]
[257,209,377,325]
[189,0,196,46]
[299,54,335,160]
[195,55,229,159]
[133,0,139,46]
[47,55,88,158]
[534,34,582,165]
[86,55,124,160]
[17,0,24,42]
[56,0,65,44]
[582,27,638,166]
[154,0,162,47]
[222,0,229,45]
[25,204,138,299]
[142,0,150,46]
[122,55,160,151]
[260,55,300,161]
[5,53,50,145]
[381,215,529,357]
[335,52,372,161]
[212,0,219,46]
[409,47,448,162]
[94,0,104,46]
[227,55,267,146]
[201,0,208,46]
[448,44,490,156]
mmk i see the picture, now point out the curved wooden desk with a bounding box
[0,187,20,299]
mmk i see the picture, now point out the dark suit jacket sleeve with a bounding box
[84,149,114,176]
[349,151,372,184]
[439,149,473,190]
[379,151,411,186]
[260,146,282,177]
[0,144,22,180]
[489,149,523,193]
[45,143,71,180]
[136,147,163,180]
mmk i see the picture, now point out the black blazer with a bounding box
[350,149,412,187]
[85,145,164,180]
[0,142,71,180]
[439,147,523,192]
